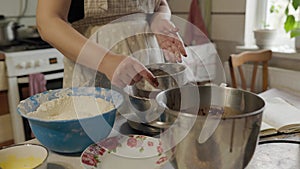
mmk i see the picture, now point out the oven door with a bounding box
[17,71,63,141]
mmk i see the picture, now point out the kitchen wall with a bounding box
[169,0,246,84]
[169,0,246,63]
[210,0,246,63]
[168,0,191,20]
[0,0,37,26]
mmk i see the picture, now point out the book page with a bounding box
[262,97,300,133]
[259,88,300,109]
[260,121,277,136]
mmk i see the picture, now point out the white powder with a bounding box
[27,96,115,120]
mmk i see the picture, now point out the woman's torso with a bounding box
[69,0,161,34]
[63,0,163,88]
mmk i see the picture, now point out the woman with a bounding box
[36,0,186,88]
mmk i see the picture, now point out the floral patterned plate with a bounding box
[80,135,168,169]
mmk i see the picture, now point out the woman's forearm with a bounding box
[37,17,85,61]
[36,0,113,76]
[36,0,158,87]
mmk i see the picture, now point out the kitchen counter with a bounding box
[26,134,300,169]
[26,118,300,169]
[26,116,175,169]
[27,138,81,169]
[24,88,300,169]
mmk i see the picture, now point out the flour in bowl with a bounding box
[27,96,115,120]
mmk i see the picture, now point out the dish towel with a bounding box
[29,73,47,96]
[184,0,210,45]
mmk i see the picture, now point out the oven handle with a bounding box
[17,72,64,84]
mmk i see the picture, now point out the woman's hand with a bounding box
[100,54,159,88]
[150,13,187,62]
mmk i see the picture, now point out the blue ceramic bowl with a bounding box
[17,87,123,154]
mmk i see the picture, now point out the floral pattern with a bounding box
[156,156,168,165]
[148,141,154,147]
[98,136,121,153]
[81,152,99,167]
[127,137,138,148]
[81,135,168,169]
[127,135,147,152]
[157,145,163,155]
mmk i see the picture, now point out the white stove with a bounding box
[3,47,64,143]
[5,48,64,77]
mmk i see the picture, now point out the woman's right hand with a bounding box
[100,54,159,88]
[150,13,187,63]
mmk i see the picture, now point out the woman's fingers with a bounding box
[165,32,187,57]
[138,69,159,87]
[150,16,187,58]
[162,40,182,63]
[126,65,140,84]
[131,58,159,87]
[110,56,158,88]
[155,33,186,62]
[174,36,187,56]
[130,74,143,85]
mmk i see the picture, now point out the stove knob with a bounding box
[35,59,44,67]
[34,60,40,67]
[26,61,35,68]
[17,62,26,69]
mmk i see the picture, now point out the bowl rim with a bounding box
[145,63,187,78]
[17,87,123,122]
[82,135,165,159]
[155,84,265,119]
[0,143,49,168]
[108,135,163,159]
[19,104,118,123]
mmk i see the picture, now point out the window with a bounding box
[244,0,299,50]
[265,0,288,30]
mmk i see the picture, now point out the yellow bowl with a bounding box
[0,144,48,169]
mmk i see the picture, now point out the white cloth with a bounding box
[182,43,218,82]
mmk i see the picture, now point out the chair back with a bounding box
[229,49,272,93]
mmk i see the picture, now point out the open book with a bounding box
[260,97,300,137]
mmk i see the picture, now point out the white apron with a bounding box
[63,0,164,88]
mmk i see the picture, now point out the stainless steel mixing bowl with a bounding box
[125,63,188,124]
[156,85,265,169]
[133,63,188,98]
[127,93,164,123]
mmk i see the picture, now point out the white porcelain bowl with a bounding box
[253,29,279,49]
[0,143,48,169]
[81,135,168,169]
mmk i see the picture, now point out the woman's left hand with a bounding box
[150,14,187,63]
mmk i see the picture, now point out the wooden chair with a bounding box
[228,49,272,93]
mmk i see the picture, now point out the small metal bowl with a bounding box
[127,94,164,123]
[133,63,188,98]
